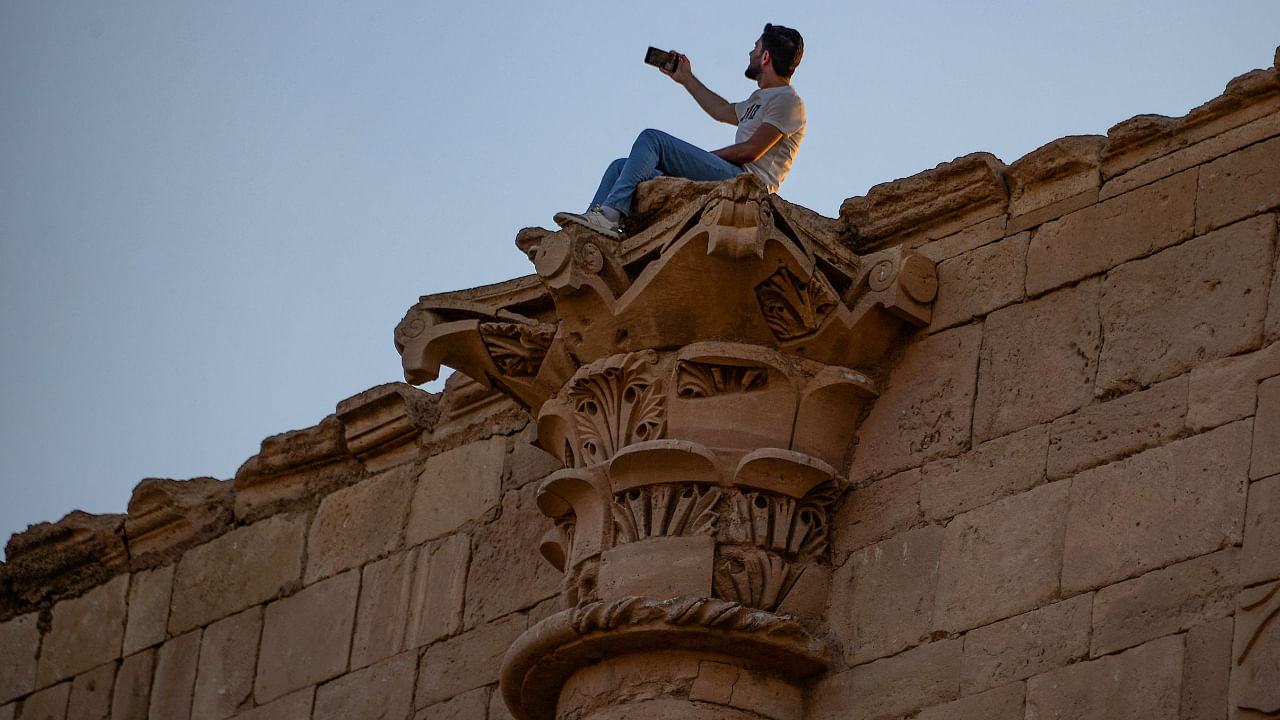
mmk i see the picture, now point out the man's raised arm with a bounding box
[663,52,738,125]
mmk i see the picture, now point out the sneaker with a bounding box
[553,208,622,239]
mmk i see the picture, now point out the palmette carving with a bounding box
[756,266,840,340]
[675,360,769,398]
[567,351,666,466]
[611,484,721,543]
[479,322,556,376]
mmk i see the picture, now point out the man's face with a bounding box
[745,38,764,80]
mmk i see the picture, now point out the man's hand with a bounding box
[660,50,694,86]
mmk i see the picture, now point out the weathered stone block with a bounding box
[406,437,505,545]
[110,650,155,720]
[1091,549,1239,657]
[1187,341,1280,432]
[930,232,1027,331]
[1025,634,1183,720]
[505,422,561,492]
[489,685,515,720]
[1047,376,1187,480]
[255,570,358,704]
[463,484,561,628]
[0,612,39,704]
[336,382,438,473]
[192,607,261,720]
[598,536,713,602]
[1232,580,1280,717]
[1197,135,1280,234]
[1181,617,1233,720]
[37,574,128,686]
[124,477,233,565]
[920,424,1047,521]
[228,689,313,720]
[1253,375,1280,480]
[830,525,944,664]
[934,481,1068,632]
[1006,135,1104,232]
[917,682,1026,720]
[1026,169,1196,296]
[352,549,415,669]
[1097,215,1273,394]
[149,630,201,720]
[916,215,1007,263]
[19,681,70,720]
[313,652,415,720]
[169,513,305,634]
[407,533,469,649]
[232,416,360,523]
[960,594,1091,695]
[123,563,173,656]
[68,661,115,720]
[973,281,1101,443]
[832,468,921,559]
[305,465,413,583]
[809,639,961,720]
[414,613,526,708]
[1062,422,1250,593]
[1242,474,1280,585]
[415,687,489,720]
[850,324,982,480]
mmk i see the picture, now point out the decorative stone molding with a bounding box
[397,173,937,719]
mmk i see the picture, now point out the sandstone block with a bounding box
[18,682,70,720]
[3,511,127,609]
[1025,634,1183,720]
[1047,376,1187,480]
[1062,422,1250,593]
[123,564,173,656]
[463,484,561,628]
[809,639,961,720]
[110,650,155,720]
[1102,111,1280,201]
[850,324,982,480]
[232,416,360,523]
[917,682,1025,720]
[351,549,415,669]
[920,424,1047,521]
[124,477,233,565]
[0,612,39,704]
[930,232,1027,330]
[831,468,921,559]
[1242,474,1280,585]
[916,215,1007,263]
[149,630,201,720]
[1026,170,1196,296]
[0,702,11,720]
[313,652,415,720]
[1253,375,1280,480]
[1006,135,1105,233]
[169,513,305,634]
[1097,215,1273,394]
[305,465,413,583]
[1197,135,1280,234]
[505,422,562,492]
[192,607,261,720]
[934,481,1068,632]
[1187,342,1280,432]
[407,533,469,648]
[959,594,1091,695]
[336,382,439,472]
[1181,617,1233,720]
[1091,549,1239,657]
[406,437,505,545]
[414,613,526,708]
[228,689,313,720]
[254,569,359,704]
[598,535,713,602]
[973,281,1101,443]
[830,525,945,664]
[489,685,515,720]
[37,574,128,686]
[68,661,115,720]
[1232,580,1280,717]
[415,687,489,720]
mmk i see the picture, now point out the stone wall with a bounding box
[2,48,1278,720]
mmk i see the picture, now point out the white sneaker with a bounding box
[553,208,622,239]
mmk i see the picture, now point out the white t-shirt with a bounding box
[733,85,806,192]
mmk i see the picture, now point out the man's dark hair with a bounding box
[761,23,803,78]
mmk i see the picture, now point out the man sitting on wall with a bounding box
[554,23,806,239]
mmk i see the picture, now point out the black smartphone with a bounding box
[644,46,679,72]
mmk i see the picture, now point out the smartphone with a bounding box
[644,46,679,73]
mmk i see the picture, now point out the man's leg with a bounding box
[589,158,627,211]
[602,129,742,215]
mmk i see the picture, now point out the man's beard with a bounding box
[744,61,761,80]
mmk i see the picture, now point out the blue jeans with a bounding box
[590,129,744,214]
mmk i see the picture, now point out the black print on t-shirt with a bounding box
[740,104,761,122]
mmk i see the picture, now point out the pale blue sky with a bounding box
[2,1,1277,550]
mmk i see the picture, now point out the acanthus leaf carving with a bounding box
[675,360,769,398]
[567,351,666,466]
[756,266,840,341]
[479,321,557,377]
[611,483,721,544]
